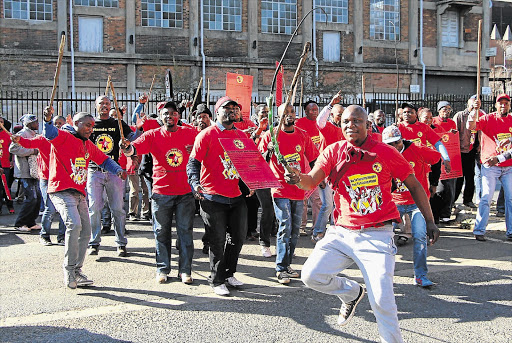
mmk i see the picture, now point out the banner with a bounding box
[226,73,253,121]
[275,62,283,107]
[219,138,281,190]
[439,131,463,180]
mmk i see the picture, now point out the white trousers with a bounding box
[301,225,404,343]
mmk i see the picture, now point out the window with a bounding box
[4,0,52,21]
[141,0,183,28]
[203,0,242,31]
[261,0,297,34]
[441,10,459,47]
[75,0,118,7]
[314,0,348,24]
[370,0,400,41]
[323,32,340,62]
[79,17,103,52]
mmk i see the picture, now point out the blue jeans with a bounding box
[497,187,505,214]
[87,171,127,247]
[14,178,41,228]
[50,190,91,273]
[314,183,334,235]
[39,179,66,241]
[474,165,512,236]
[474,159,482,203]
[396,204,428,278]
[273,198,304,272]
[151,192,195,275]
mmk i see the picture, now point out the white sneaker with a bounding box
[261,246,272,258]
[156,273,168,284]
[212,284,230,296]
[75,270,94,287]
[225,276,244,287]
[180,273,193,284]
[440,217,451,223]
[30,224,42,230]
[15,225,31,232]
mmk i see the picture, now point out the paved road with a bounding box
[0,200,511,343]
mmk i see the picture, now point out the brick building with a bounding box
[0,0,492,99]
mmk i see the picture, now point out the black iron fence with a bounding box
[0,90,506,127]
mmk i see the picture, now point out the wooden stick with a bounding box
[105,75,111,96]
[49,34,66,108]
[207,78,210,108]
[361,74,366,110]
[147,74,156,100]
[192,77,203,109]
[299,77,304,117]
[476,19,482,121]
[109,80,124,139]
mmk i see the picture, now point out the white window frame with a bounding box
[261,0,297,35]
[314,0,348,24]
[203,0,242,31]
[441,10,459,47]
[141,0,183,28]
[323,32,341,62]
[3,0,53,21]
[78,16,103,53]
[369,0,400,41]
[74,0,119,8]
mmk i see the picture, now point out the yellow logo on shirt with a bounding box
[233,139,245,149]
[442,134,449,143]
[509,127,512,133]
[295,145,301,152]
[417,132,423,137]
[410,161,415,168]
[372,162,382,173]
[348,173,379,189]
[166,149,183,167]
[95,134,113,154]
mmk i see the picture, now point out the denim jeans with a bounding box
[273,198,304,272]
[151,192,195,275]
[14,178,41,228]
[396,204,428,278]
[200,197,247,286]
[301,188,320,230]
[255,188,275,247]
[39,179,66,241]
[301,225,403,343]
[87,170,127,247]
[474,159,482,203]
[497,187,505,214]
[314,183,334,235]
[50,190,91,273]
[474,165,512,236]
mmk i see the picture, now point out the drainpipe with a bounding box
[420,0,426,99]
[312,12,318,87]
[69,0,75,102]
[200,0,206,101]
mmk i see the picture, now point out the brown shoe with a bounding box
[475,235,486,242]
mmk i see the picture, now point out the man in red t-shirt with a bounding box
[383,125,441,287]
[285,105,439,342]
[0,117,14,214]
[37,108,126,289]
[467,93,512,241]
[258,103,319,284]
[123,101,197,285]
[187,96,249,296]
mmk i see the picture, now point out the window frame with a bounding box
[261,0,297,35]
[203,0,242,32]
[74,0,119,8]
[140,0,184,29]
[3,0,53,21]
[314,0,348,24]
[441,10,459,48]
[369,0,400,41]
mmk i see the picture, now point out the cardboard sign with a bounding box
[219,138,281,190]
[226,73,253,122]
[439,131,463,180]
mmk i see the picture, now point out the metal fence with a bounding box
[0,90,506,127]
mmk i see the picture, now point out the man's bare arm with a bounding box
[284,165,326,190]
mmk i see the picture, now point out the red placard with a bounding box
[226,73,253,121]
[219,138,282,190]
[439,131,463,180]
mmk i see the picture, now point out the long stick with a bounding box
[109,80,124,140]
[476,19,482,121]
[105,75,111,96]
[192,77,203,108]
[361,74,366,110]
[50,34,66,108]
[147,74,156,99]
[299,77,304,117]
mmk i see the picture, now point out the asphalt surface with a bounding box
[0,197,511,343]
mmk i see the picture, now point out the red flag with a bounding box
[275,62,283,107]
[226,73,253,121]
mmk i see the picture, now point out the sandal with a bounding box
[396,235,409,246]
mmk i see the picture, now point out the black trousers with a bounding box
[255,188,276,247]
[455,150,476,204]
[430,178,456,221]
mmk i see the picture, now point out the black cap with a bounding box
[195,103,212,117]
[400,102,417,111]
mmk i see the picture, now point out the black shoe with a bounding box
[496,212,505,218]
[87,246,99,255]
[57,238,65,246]
[101,227,111,234]
[464,202,477,209]
[338,285,365,326]
[117,246,127,257]
[202,244,209,254]
[475,235,486,242]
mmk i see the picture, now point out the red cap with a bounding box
[214,96,238,114]
[157,101,166,111]
[496,94,511,102]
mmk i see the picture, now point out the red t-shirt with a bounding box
[319,122,343,153]
[48,130,109,195]
[392,142,441,205]
[377,126,385,133]
[234,119,257,131]
[432,117,456,133]
[370,132,382,142]
[476,112,512,167]
[18,135,51,180]
[190,125,248,198]
[258,128,319,200]
[143,119,161,131]
[295,117,321,150]
[132,126,197,195]
[316,137,413,228]
[398,121,441,147]
[0,131,11,168]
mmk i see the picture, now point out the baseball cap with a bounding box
[382,125,402,144]
[400,102,417,111]
[437,101,451,111]
[496,94,511,102]
[214,96,238,114]
[158,101,178,112]
[20,114,38,126]
[195,103,212,117]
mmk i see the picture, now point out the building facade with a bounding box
[0,0,491,99]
